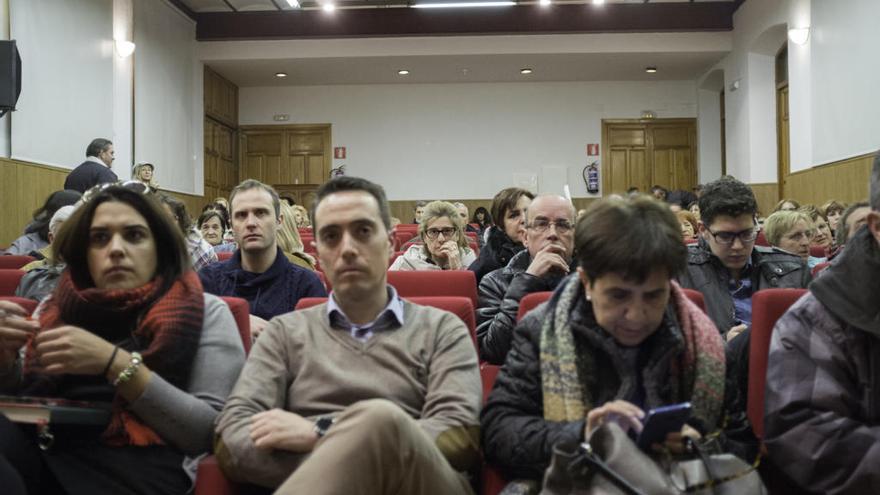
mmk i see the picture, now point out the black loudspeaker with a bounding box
[0,40,21,113]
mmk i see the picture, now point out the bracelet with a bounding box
[102,346,119,378]
[112,351,143,386]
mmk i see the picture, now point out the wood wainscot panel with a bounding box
[785,152,875,206]
[0,159,68,246]
[749,183,779,218]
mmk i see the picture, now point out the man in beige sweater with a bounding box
[215,177,482,494]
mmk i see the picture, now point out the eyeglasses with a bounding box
[707,227,759,246]
[527,218,573,234]
[785,230,815,242]
[425,227,457,239]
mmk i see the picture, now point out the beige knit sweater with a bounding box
[215,299,482,488]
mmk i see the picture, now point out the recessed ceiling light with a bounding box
[539,0,551,5]
[275,72,288,78]
[398,69,410,75]
[412,1,515,7]
[285,0,300,7]
[592,0,605,4]
[645,67,657,73]
[322,2,336,12]
[520,68,533,74]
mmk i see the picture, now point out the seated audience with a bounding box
[389,201,476,271]
[763,210,825,268]
[471,206,492,231]
[198,180,326,339]
[0,185,245,494]
[626,186,640,197]
[21,206,76,272]
[5,190,81,257]
[677,210,699,241]
[764,153,880,494]
[476,194,576,364]
[688,201,701,221]
[773,198,800,212]
[829,201,871,260]
[278,201,317,270]
[800,206,833,255]
[131,161,159,191]
[279,193,296,206]
[215,177,480,494]
[650,184,668,201]
[468,187,534,283]
[197,209,227,247]
[16,206,76,302]
[63,138,118,193]
[412,200,428,223]
[821,199,847,234]
[667,188,698,209]
[481,196,739,487]
[159,194,218,271]
[453,202,480,237]
[292,204,311,229]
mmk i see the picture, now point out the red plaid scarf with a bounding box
[25,271,204,446]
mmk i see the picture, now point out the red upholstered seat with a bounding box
[219,296,252,355]
[515,291,553,322]
[0,296,38,315]
[754,231,769,247]
[393,231,417,251]
[0,269,25,296]
[0,255,35,270]
[748,288,807,439]
[387,270,478,308]
[216,251,234,262]
[681,288,706,312]
[811,261,831,277]
[809,245,827,258]
[296,296,478,350]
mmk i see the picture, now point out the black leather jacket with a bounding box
[475,250,570,364]
[467,226,525,285]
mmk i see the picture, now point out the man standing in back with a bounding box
[476,194,576,364]
[198,179,326,338]
[64,138,118,193]
[215,177,481,494]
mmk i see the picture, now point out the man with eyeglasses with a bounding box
[476,194,576,364]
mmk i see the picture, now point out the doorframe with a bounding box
[775,42,790,200]
[238,123,332,184]
[600,118,698,195]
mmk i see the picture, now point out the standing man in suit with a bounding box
[64,138,118,193]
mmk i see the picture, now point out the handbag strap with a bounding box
[575,443,649,495]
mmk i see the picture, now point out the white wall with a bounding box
[697,88,722,183]
[239,81,698,200]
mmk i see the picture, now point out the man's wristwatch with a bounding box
[313,416,335,438]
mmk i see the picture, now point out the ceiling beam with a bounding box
[195,2,735,40]
[167,0,198,21]
[269,0,285,10]
[221,0,239,11]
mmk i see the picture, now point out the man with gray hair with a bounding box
[764,151,880,493]
[16,205,77,300]
[476,194,576,364]
[63,138,118,193]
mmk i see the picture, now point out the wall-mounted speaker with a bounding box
[0,40,22,114]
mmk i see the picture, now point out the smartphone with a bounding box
[636,402,692,450]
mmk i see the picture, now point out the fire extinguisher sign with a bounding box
[586,144,600,156]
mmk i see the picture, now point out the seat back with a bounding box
[809,245,827,258]
[219,296,252,354]
[681,288,706,312]
[515,291,553,322]
[748,288,807,439]
[387,270,478,308]
[393,231,417,251]
[755,231,769,247]
[0,296,38,315]
[0,269,25,296]
[0,255,35,270]
[480,363,507,495]
[811,261,831,277]
[216,251,234,261]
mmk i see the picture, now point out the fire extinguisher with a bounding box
[583,161,600,194]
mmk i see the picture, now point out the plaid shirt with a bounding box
[187,228,218,272]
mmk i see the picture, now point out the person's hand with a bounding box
[250,409,319,452]
[0,301,39,370]
[585,400,645,439]
[437,241,462,269]
[654,424,702,454]
[249,315,269,341]
[526,243,570,278]
[33,325,115,375]
[726,324,748,342]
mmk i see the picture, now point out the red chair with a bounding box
[0,269,25,296]
[811,261,831,277]
[748,288,807,439]
[809,245,826,258]
[515,291,553,322]
[681,288,706,313]
[0,296,38,315]
[0,255,35,270]
[754,231,769,247]
[216,251,234,262]
[393,231,417,251]
[480,363,507,495]
[387,270,478,308]
[219,296,252,355]
[296,296,478,350]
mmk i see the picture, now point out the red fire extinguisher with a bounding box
[583,161,600,194]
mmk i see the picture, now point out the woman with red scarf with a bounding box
[0,186,246,495]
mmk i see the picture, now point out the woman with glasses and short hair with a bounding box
[764,210,826,269]
[389,201,476,271]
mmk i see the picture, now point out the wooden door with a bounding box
[204,118,238,201]
[601,119,697,195]
[776,85,790,198]
[240,125,331,193]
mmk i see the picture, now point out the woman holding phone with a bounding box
[0,185,245,495]
[481,196,742,488]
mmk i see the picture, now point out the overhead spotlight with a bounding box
[322,2,336,11]
[788,27,810,45]
[539,0,551,5]
[592,0,605,4]
[398,69,410,75]
[645,67,657,74]
[275,72,288,78]
[285,0,301,7]
[520,68,533,75]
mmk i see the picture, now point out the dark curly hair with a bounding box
[697,177,758,227]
